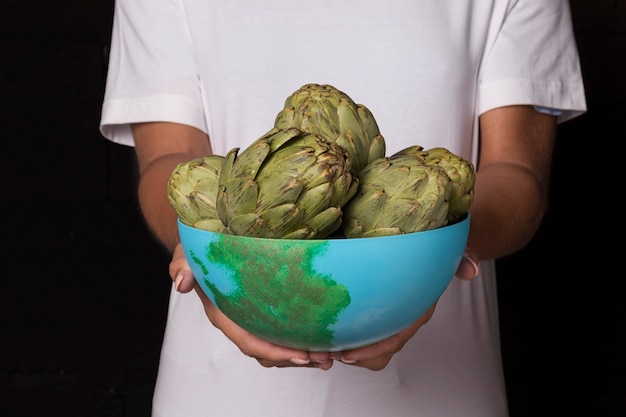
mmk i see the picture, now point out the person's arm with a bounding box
[132,104,557,372]
[335,105,557,370]
[132,122,213,250]
[131,121,322,369]
[468,105,556,260]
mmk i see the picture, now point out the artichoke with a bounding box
[167,84,474,241]
[216,127,359,239]
[274,83,386,175]
[342,154,452,238]
[392,146,475,222]
[167,155,226,233]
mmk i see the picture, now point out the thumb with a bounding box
[169,243,197,293]
[455,247,479,281]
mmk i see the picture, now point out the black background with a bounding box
[1,1,624,416]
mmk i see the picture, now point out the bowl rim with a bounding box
[177,212,470,243]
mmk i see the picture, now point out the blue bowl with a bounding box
[178,214,470,351]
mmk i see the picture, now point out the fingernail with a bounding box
[290,357,310,365]
[465,256,479,277]
[340,357,356,364]
[174,272,185,292]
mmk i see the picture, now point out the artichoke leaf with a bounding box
[255,176,304,213]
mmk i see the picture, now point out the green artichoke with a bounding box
[342,154,452,238]
[274,83,386,175]
[167,155,226,233]
[167,84,474,241]
[392,146,475,222]
[216,127,359,239]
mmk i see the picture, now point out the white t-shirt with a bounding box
[100,1,586,416]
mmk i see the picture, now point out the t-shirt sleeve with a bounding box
[100,0,206,146]
[477,0,587,123]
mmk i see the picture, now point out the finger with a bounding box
[168,243,196,293]
[340,305,436,370]
[455,247,479,280]
[308,351,330,364]
[308,351,334,370]
[195,288,311,366]
[173,270,196,292]
[256,358,316,368]
[258,357,334,370]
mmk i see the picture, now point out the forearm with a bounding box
[132,122,213,252]
[468,161,549,260]
[468,105,557,261]
[137,155,188,251]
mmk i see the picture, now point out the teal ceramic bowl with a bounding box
[178,214,470,352]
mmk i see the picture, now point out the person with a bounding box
[100,1,586,416]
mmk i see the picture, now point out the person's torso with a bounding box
[181,0,510,157]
